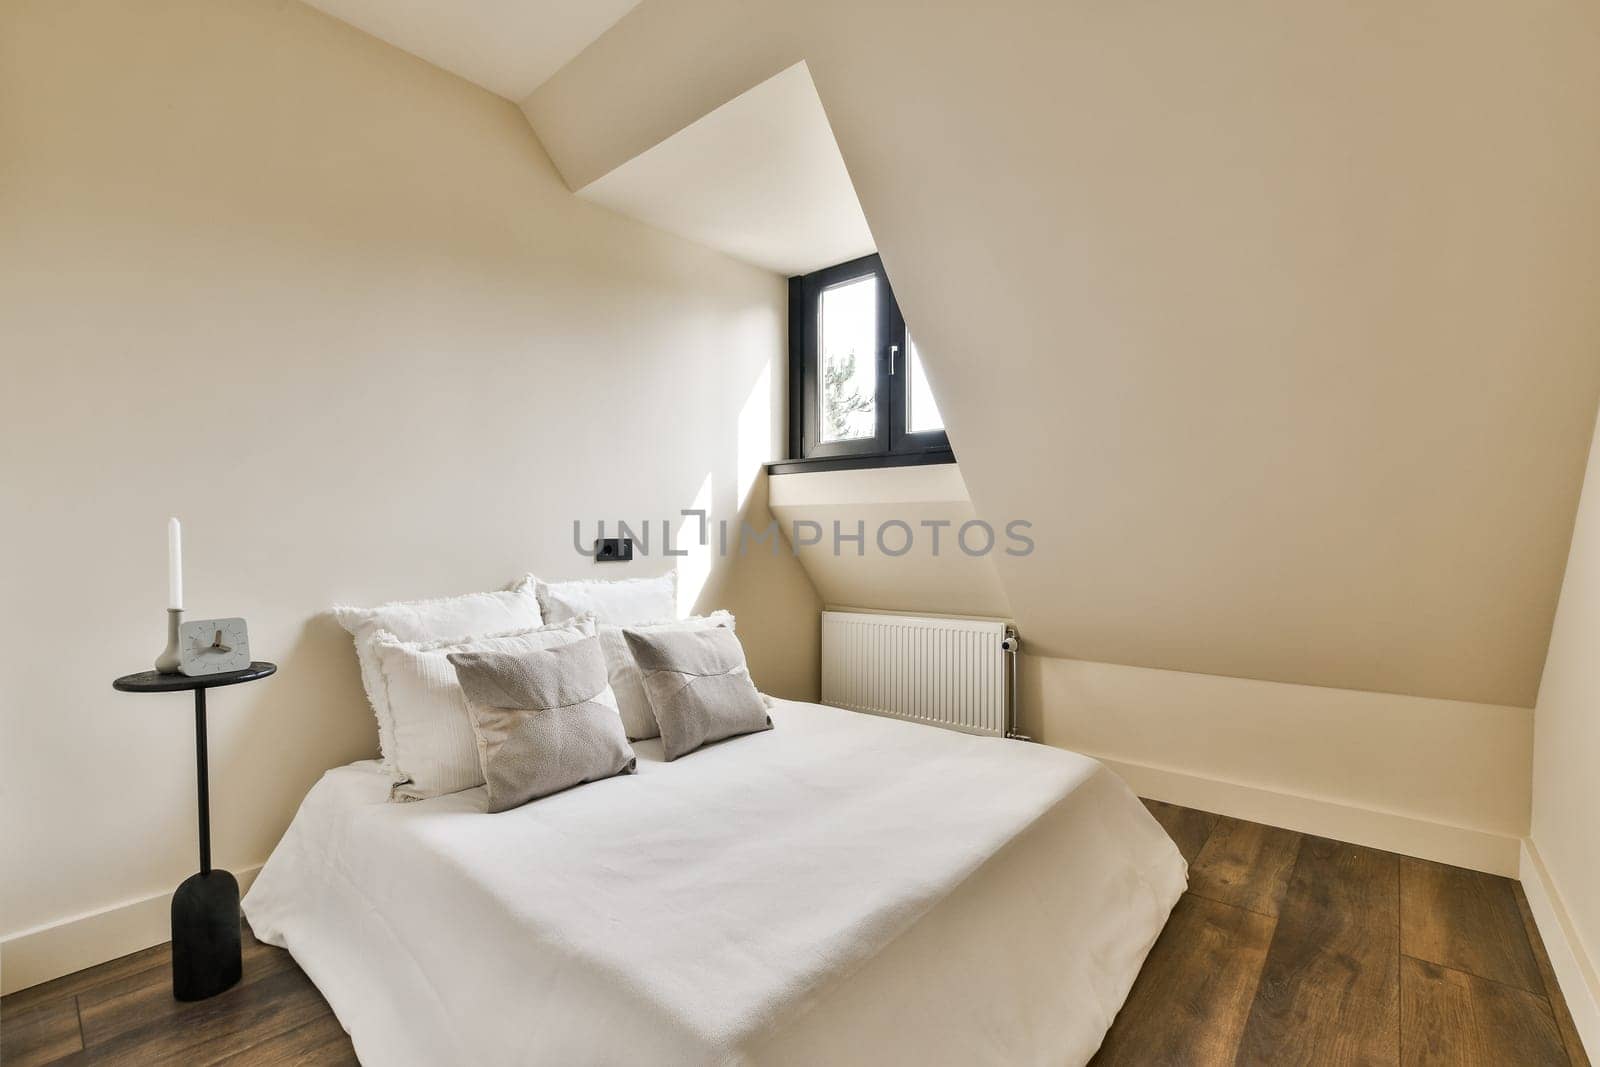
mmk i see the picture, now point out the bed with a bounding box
[243,698,1186,1065]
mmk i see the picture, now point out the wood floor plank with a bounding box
[1513,882,1593,1067]
[216,1011,357,1065]
[1236,835,1400,1065]
[1400,857,1544,995]
[0,997,83,1067]
[61,966,329,1066]
[1187,817,1303,917]
[1,921,271,1020]
[76,927,295,1047]
[1142,798,1220,866]
[0,943,169,1016]
[1092,893,1275,1065]
[1400,956,1567,1066]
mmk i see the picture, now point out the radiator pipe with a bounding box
[1003,627,1031,742]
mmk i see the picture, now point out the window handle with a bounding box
[888,344,899,376]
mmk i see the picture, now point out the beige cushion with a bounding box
[598,611,734,740]
[448,636,636,812]
[369,616,594,800]
[622,627,771,761]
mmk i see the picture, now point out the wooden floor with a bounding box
[0,925,356,1066]
[2,801,1590,1066]
[1095,801,1591,1067]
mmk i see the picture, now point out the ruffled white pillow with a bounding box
[370,616,597,800]
[538,572,678,627]
[332,576,542,769]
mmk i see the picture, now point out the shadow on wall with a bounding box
[682,355,822,701]
[208,613,378,877]
[694,467,822,703]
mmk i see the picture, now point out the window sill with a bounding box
[767,448,956,476]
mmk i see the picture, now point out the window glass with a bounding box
[906,334,945,433]
[789,254,952,465]
[819,275,878,442]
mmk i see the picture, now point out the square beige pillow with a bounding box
[448,635,635,812]
[599,611,734,740]
[621,626,771,761]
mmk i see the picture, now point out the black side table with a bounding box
[113,662,276,1001]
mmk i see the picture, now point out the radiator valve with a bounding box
[1002,628,1032,742]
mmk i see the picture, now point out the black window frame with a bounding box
[782,254,954,473]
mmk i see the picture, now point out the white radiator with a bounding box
[820,611,1021,738]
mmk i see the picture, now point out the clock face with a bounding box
[178,617,251,677]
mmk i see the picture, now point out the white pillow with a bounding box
[538,572,678,627]
[599,612,733,740]
[332,576,543,769]
[370,616,596,800]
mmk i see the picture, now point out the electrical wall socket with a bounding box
[594,537,633,562]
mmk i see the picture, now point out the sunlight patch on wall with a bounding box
[737,362,773,508]
[676,473,714,615]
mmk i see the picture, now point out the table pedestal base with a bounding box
[171,869,241,1001]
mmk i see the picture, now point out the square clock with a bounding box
[178,617,251,677]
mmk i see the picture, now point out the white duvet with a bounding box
[244,700,1185,1066]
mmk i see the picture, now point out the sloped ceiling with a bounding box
[298,0,640,100]
[522,0,1600,708]
[575,63,874,276]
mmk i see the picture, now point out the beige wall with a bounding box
[769,466,1011,619]
[1022,656,1533,874]
[0,0,818,989]
[768,465,1534,874]
[528,0,1600,709]
[1529,404,1600,1041]
[526,0,1600,882]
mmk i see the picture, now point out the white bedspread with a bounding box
[244,700,1185,1066]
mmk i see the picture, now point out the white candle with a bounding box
[168,517,183,611]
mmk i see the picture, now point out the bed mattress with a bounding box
[244,699,1185,1065]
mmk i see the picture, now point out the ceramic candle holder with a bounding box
[155,608,184,674]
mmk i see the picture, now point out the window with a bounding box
[819,273,879,443]
[783,254,952,472]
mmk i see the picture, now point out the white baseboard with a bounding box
[1099,755,1522,876]
[1520,839,1599,1059]
[1,866,261,997]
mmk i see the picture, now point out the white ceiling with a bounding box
[576,63,874,277]
[300,0,641,100]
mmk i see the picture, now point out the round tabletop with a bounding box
[113,662,277,693]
